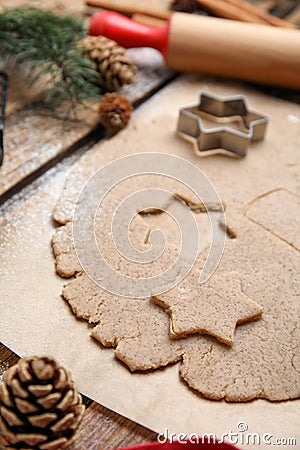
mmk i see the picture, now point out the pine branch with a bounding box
[0,7,101,108]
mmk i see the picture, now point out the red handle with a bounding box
[89,10,170,58]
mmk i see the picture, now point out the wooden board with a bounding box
[0,49,174,202]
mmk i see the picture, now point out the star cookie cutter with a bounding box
[177,91,269,158]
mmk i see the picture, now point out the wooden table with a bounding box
[0,1,299,449]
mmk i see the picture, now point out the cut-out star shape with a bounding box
[152,271,263,346]
[177,91,269,157]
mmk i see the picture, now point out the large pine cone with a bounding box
[79,35,136,92]
[0,356,85,449]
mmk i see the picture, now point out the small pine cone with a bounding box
[79,35,136,92]
[0,356,85,450]
[99,93,133,132]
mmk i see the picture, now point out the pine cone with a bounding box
[99,93,133,132]
[79,36,136,92]
[0,356,85,450]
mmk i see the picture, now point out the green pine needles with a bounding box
[0,6,101,108]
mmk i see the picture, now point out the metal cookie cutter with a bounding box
[177,91,269,158]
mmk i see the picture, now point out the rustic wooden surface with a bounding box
[0,57,174,202]
[0,53,174,203]
[0,0,299,448]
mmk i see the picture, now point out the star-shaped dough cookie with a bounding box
[152,271,263,346]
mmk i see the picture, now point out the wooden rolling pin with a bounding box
[89,11,300,89]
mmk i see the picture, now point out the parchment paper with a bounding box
[1,76,299,449]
